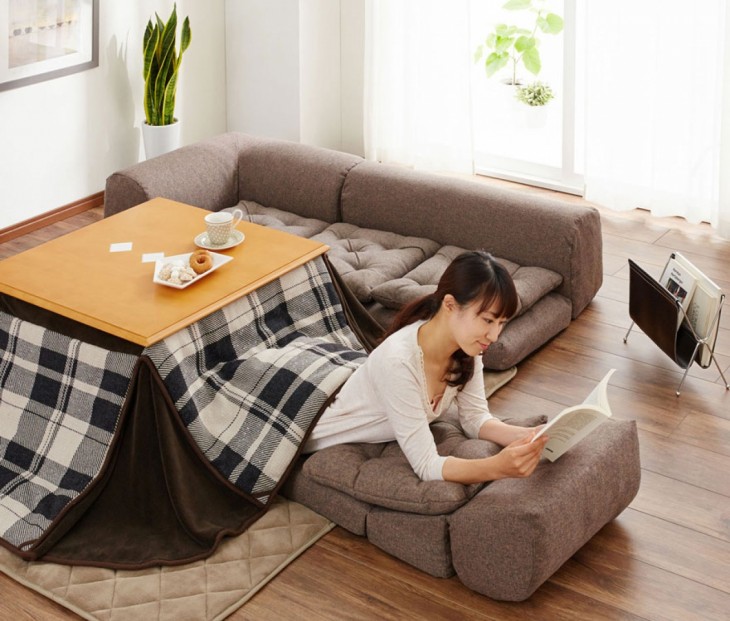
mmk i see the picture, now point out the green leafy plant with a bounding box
[143,4,191,126]
[473,0,563,86]
[515,81,554,106]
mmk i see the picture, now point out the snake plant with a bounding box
[143,4,191,126]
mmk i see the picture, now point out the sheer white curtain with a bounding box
[583,0,728,233]
[364,0,474,173]
[364,1,730,237]
[720,4,730,238]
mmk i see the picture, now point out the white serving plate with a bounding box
[153,251,233,289]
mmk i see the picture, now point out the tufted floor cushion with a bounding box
[370,245,563,319]
[312,223,441,303]
[366,245,570,371]
[224,204,570,371]
[228,204,563,324]
[300,411,545,515]
[302,415,496,516]
[233,200,331,238]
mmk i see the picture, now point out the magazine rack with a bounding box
[624,258,728,396]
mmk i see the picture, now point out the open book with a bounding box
[531,369,616,462]
[666,253,723,367]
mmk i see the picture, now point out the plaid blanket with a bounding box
[0,311,137,549]
[144,257,366,503]
[0,256,366,564]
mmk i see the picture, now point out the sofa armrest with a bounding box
[449,419,640,601]
[104,133,251,217]
[341,162,602,317]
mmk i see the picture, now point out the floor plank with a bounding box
[630,470,730,542]
[590,509,730,595]
[637,428,730,495]
[552,546,730,621]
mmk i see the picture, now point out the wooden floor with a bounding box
[1,202,729,620]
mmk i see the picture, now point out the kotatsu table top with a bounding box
[0,197,328,346]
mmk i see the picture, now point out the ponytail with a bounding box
[383,292,440,340]
[380,251,518,390]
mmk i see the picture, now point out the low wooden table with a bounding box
[0,198,328,346]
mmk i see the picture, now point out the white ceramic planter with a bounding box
[523,105,548,129]
[141,120,181,159]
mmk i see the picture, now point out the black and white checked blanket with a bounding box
[0,255,366,562]
[0,311,137,549]
[144,256,367,503]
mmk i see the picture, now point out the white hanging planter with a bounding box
[141,120,181,160]
[522,105,549,129]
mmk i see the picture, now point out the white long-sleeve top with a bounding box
[304,320,493,481]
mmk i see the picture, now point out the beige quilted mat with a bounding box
[0,498,333,621]
[484,366,517,398]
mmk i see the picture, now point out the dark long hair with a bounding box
[384,251,518,388]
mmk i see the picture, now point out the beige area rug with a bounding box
[0,498,334,621]
[484,366,517,398]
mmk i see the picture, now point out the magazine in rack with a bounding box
[659,252,723,367]
[659,258,696,316]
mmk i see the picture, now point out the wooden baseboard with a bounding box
[0,192,104,244]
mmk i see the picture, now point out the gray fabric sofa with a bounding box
[104,132,603,371]
[104,133,640,601]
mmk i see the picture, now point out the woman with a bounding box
[305,251,547,483]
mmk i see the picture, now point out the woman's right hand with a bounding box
[492,431,547,479]
[442,430,548,484]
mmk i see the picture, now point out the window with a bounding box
[470,0,582,194]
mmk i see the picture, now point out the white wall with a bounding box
[225,0,364,156]
[340,0,365,157]
[225,0,301,141]
[299,1,341,150]
[0,1,227,229]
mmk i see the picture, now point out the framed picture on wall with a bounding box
[0,0,98,92]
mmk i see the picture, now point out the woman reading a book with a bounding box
[305,251,547,483]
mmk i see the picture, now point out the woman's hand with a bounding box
[491,431,548,479]
[441,429,548,484]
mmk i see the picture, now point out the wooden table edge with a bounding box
[0,245,330,347]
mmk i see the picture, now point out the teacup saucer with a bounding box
[194,229,245,250]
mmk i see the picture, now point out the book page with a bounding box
[532,369,616,461]
[582,368,615,414]
[538,406,604,444]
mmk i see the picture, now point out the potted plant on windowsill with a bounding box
[515,80,554,127]
[515,81,554,106]
[141,4,191,160]
[473,0,563,86]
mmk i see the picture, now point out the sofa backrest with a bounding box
[103,132,601,316]
[237,137,363,224]
[105,133,244,217]
[340,161,602,315]
[105,133,364,223]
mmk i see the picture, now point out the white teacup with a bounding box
[205,209,242,246]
